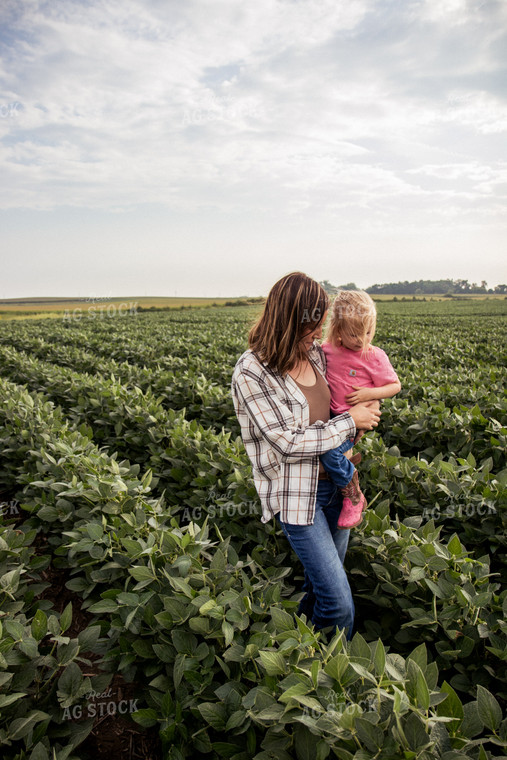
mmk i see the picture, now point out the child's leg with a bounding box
[320,440,355,487]
[320,441,367,530]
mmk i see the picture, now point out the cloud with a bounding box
[0,0,505,236]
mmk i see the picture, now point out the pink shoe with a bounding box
[338,471,367,529]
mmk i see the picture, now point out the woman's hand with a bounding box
[347,403,381,431]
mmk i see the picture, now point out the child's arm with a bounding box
[345,381,401,406]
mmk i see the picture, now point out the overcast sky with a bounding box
[1,0,506,298]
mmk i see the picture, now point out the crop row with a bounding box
[0,376,506,759]
[0,345,504,564]
[0,341,505,481]
[0,506,114,757]
[0,334,505,441]
[0,307,504,380]
[0,310,248,373]
[0,342,235,433]
[0,373,505,697]
[0,310,505,451]
[378,396,506,469]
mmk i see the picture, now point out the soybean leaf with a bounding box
[477,685,502,732]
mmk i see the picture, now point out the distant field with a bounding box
[0,296,258,320]
[0,293,504,320]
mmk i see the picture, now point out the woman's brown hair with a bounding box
[249,272,329,374]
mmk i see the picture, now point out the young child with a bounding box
[320,290,401,529]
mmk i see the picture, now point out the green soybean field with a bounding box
[0,299,506,760]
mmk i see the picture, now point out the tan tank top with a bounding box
[294,364,331,425]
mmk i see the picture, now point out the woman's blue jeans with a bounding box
[276,480,355,640]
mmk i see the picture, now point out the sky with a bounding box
[1,0,506,298]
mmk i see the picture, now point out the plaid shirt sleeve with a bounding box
[232,354,355,461]
[231,347,356,525]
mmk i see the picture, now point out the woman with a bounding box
[231,272,381,639]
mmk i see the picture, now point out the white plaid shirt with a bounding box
[231,343,356,525]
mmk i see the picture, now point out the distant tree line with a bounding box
[320,279,507,295]
[320,280,359,294]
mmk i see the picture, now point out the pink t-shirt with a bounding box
[322,342,399,414]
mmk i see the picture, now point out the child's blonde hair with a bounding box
[327,290,377,351]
